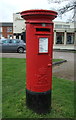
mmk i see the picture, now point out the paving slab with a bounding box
[0,53,26,58]
[53,51,75,81]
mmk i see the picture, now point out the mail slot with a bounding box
[36,28,50,32]
[20,9,57,114]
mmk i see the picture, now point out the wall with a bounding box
[13,13,25,34]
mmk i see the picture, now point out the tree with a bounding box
[47,0,76,22]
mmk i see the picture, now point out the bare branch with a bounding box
[47,0,76,21]
[47,0,69,4]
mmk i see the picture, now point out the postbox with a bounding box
[20,9,57,114]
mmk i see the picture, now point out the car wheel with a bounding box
[17,47,24,53]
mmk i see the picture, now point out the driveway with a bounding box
[0,51,75,81]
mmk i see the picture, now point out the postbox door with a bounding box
[31,35,53,92]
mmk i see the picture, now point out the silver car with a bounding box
[0,39,26,53]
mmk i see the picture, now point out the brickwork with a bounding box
[2,26,13,38]
[0,22,13,39]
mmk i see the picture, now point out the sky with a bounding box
[0,0,73,22]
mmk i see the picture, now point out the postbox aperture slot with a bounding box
[36,28,50,32]
[39,37,48,53]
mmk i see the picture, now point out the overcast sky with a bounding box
[0,0,72,22]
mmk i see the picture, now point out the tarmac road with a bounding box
[0,51,75,81]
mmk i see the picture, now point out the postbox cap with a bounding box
[20,9,58,22]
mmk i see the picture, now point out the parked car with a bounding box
[0,39,26,53]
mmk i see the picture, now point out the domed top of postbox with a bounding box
[20,9,57,23]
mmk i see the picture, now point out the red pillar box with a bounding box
[20,10,57,114]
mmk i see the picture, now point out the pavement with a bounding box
[0,52,26,58]
[53,51,75,81]
[0,51,75,81]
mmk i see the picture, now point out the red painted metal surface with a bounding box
[21,10,57,92]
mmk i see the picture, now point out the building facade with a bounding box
[0,22,13,39]
[13,13,76,50]
[54,21,75,50]
[13,13,26,42]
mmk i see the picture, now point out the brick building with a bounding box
[0,22,13,39]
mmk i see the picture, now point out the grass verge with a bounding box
[2,58,74,118]
[52,59,65,62]
[0,58,2,118]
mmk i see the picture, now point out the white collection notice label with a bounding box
[39,37,48,53]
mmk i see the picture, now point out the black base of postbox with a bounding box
[26,89,52,114]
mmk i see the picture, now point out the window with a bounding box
[67,33,74,44]
[7,27,13,32]
[2,39,12,43]
[2,40,9,43]
[0,33,2,38]
[55,24,62,29]
[8,35,13,39]
[0,27,2,32]
[12,40,20,43]
[56,32,64,44]
[63,25,70,29]
[55,24,70,29]
[12,40,17,43]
